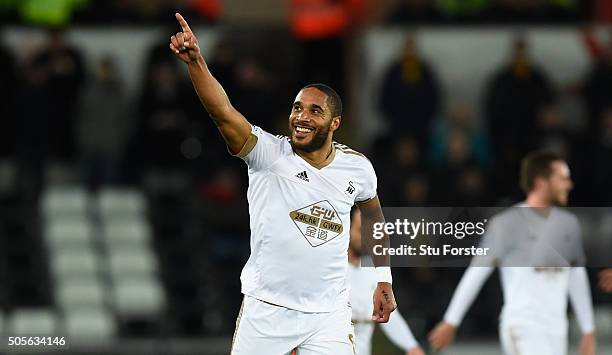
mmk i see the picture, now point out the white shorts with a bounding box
[231,295,355,355]
[500,325,567,355]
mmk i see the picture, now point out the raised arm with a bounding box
[170,13,251,154]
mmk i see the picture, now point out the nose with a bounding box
[296,110,310,122]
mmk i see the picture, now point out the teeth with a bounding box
[296,126,313,133]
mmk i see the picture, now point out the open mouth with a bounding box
[294,125,314,138]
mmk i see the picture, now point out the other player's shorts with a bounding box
[231,295,355,355]
[500,324,567,355]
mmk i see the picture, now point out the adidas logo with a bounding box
[296,171,309,182]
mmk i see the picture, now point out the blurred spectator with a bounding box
[75,56,128,190]
[16,28,85,194]
[0,31,19,158]
[290,0,365,96]
[376,135,430,206]
[379,34,440,144]
[207,38,278,132]
[199,168,250,263]
[592,108,612,204]
[400,173,430,206]
[130,59,198,174]
[528,105,575,158]
[582,28,612,140]
[429,104,491,169]
[484,36,555,197]
[429,128,490,205]
[28,28,86,161]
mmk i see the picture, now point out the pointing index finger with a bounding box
[175,13,192,33]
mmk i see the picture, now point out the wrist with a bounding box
[187,55,205,67]
[375,266,392,284]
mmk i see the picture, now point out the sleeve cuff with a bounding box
[375,266,393,284]
[234,133,258,158]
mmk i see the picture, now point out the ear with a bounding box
[331,115,341,131]
[533,176,547,190]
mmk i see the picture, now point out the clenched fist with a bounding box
[372,282,396,323]
[170,13,202,64]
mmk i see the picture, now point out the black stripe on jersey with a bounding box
[333,142,366,158]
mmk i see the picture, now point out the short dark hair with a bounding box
[302,83,343,118]
[520,151,564,193]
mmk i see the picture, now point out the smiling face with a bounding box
[288,87,340,153]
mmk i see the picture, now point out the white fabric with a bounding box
[348,264,418,354]
[568,267,595,334]
[374,266,393,284]
[231,295,355,355]
[238,125,377,312]
[500,324,567,355]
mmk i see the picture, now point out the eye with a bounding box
[293,104,301,111]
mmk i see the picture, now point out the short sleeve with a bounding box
[470,215,502,267]
[234,125,285,171]
[355,159,377,203]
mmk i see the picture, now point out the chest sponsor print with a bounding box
[289,200,344,247]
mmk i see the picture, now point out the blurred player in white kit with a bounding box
[429,151,596,355]
[349,208,425,355]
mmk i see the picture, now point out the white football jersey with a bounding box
[445,205,594,336]
[236,125,377,312]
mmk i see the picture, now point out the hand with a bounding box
[580,333,596,355]
[428,321,457,351]
[170,13,202,64]
[599,269,612,292]
[372,282,396,323]
[407,346,425,355]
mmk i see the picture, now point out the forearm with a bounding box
[360,204,389,269]
[380,308,418,351]
[569,267,595,334]
[443,266,494,326]
[187,57,234,123]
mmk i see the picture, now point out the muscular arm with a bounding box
[170,13,251,154]
[358,196,396,323]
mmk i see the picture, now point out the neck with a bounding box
[526,192,551,216]
[295,140,334,166]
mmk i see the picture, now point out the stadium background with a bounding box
[0,0,611,354]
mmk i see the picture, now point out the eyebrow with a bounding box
[293,101,325,112]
